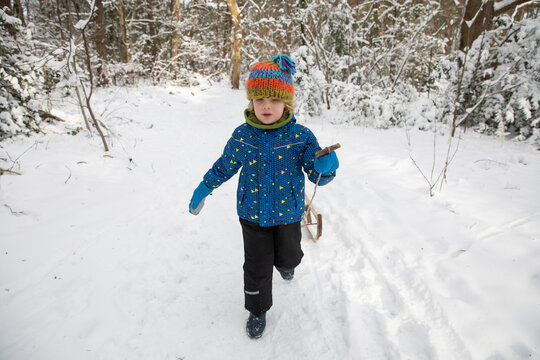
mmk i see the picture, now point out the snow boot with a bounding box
[246,312,266,339]
[279,269,295,281]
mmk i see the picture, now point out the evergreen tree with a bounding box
[0,8,59,139]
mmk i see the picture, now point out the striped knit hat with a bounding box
[246,54,296,106]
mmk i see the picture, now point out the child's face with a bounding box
[253,98,286,125]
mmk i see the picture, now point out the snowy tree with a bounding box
[242,0,297,65]
[0,8,60,139]
[1,0,538,147]
[437,15,540,146]
[459,0,538,50]
[292,0,445,124]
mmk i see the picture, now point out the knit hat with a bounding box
[246,54,296,106]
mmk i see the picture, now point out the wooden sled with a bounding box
[301,143,341,242]
[302,194,322,242]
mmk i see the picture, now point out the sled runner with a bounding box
[302,143,341,242]
[302,193,323,241]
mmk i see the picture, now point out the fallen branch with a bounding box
[0,168,22,175]
[64,165,72,184]
[38,111,66,122]
[474,159,507,167]
[4,204,26,216]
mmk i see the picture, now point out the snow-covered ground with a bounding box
[1,84,539,360]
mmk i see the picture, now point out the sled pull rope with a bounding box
[305,143,341,223]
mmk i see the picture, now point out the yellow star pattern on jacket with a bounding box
[203,116,335,227]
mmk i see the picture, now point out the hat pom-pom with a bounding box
[272,54,296,75]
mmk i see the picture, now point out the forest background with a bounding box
[0,0,539,149]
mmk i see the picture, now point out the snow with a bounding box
[494,0,521,12]
[0,9,22,26]
[73,0,96,30]
[74,19,90,30]
[1,84,539,359]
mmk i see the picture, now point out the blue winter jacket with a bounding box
[202,114,335,227]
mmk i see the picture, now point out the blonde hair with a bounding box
[246,100,295,115]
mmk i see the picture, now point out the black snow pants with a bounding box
[239,218,303,316]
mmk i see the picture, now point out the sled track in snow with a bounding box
[315,177,472,359]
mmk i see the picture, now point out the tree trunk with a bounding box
[116,0,130,62]
[13,0,24,25]
[67,0,110,152]
[227,0,242,89]
[459,0,533,50]
[95,0,107,59]
[171,0,180,61]
[459,0,493,51]
[94,0,107,85]
[55,0,66,41]
[146,0,158,64]
[0,0,11,11]
[128,0,136,65]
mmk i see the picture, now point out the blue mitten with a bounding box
[189,182,213,215]
[314,152,339,175]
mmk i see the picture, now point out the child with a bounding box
[188,54,339,339]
